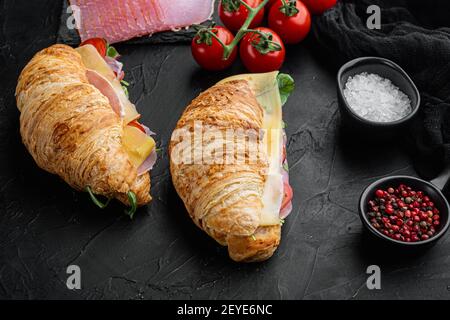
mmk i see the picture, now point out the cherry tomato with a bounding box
[239,27,285,73]
[281,181,293,210]
[267,0,278,8]
[191,26,237,71]
[128,120,146,133]
[219,0,264,33]
[80,38,107,57]
[301,0,336,15]
[268,0,311,44]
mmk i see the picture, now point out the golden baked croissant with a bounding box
[169,72,294,262]
[16,44,156,215]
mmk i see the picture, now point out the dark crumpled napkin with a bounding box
[313,0,450,179]
[57,0,215,45]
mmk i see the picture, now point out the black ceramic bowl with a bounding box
[359,175,450,248]
[337,57,420,139]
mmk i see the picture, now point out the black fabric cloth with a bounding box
[313,0,450,179]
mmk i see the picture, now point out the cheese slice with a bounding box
[76,45,153,168]
[219,72,284,226]
[75,44,139,124]
[122,126,156,168]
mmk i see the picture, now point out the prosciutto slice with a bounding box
[85,69,124,116]
[70,0,215,44]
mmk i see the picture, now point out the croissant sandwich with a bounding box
[169,72,294,262]
[16,42,157,217]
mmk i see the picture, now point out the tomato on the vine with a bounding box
[191,26,237,71]
[268,0,311,44]
[301,0,336,15]
[267,0,278,8]
[239,27,285,73]
[80,38,107,56]
[219,0,265,33]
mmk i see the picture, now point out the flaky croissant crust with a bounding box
[170,80,281,262]
[16,44,151,206]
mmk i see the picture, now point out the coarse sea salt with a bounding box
[343,72,412,122]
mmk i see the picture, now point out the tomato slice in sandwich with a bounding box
[281,180,293,211]
[80,38,107,57]
[128,120,146,134]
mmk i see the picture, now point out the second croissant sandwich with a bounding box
[169,72,294,262]
[16,42,157,216]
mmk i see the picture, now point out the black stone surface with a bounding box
[1,1,450,300]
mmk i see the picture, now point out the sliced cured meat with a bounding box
[70,0,214,44]
[86,69,124,116]
[137,147,157,175]
[75,44,140,123]
[125,0,147,33]
[157,1,214,30]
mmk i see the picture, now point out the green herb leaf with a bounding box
[283,162,289,172]
[280,218,285,225]
[120,79,130,97]
[122,85,129,98]
[251,234,257,241]
[282,120,287,129]
[86,186,111,209]
[277,73,295,106]
[125,191,137,219]
[106,45,120,59]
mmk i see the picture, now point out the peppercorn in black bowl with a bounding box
[359,175,450,248]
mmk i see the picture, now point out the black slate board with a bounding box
[2,0,450,300]
[57,0,215,45]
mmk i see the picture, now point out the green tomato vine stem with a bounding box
[222,0,270,59]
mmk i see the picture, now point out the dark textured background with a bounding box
[0,1,449,300]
